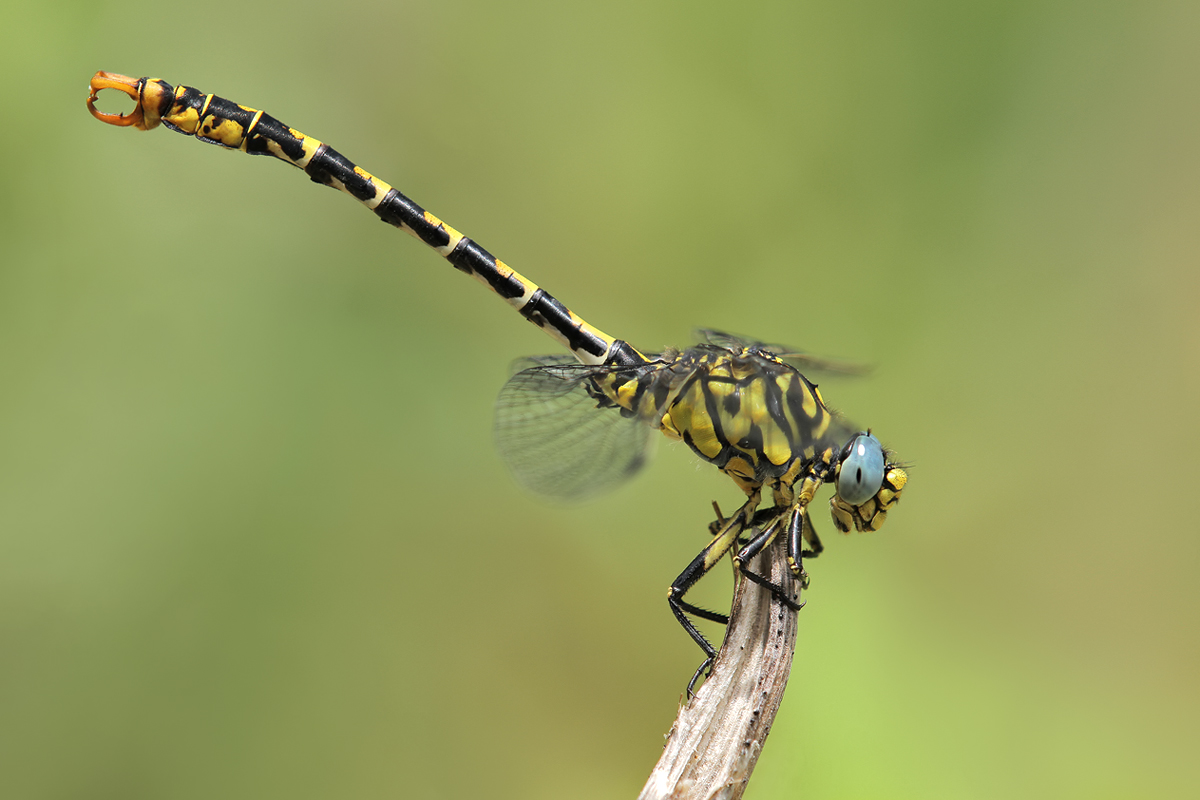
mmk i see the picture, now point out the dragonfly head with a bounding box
[829,432,907,533]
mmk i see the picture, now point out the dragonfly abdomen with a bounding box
[87,73,638,369]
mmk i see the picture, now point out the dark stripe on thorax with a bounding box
[784,375,826,448]
[699,371,733,449]
[760,373,796,451]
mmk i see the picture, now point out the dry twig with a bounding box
[639,536,801,800]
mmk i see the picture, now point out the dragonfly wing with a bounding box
[695,328,759,351]
[696,328,870,378]
[494,359,654,500]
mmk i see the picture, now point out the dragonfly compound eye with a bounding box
[836,433,885,506]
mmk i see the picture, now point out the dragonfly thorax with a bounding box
[654,346,840,490]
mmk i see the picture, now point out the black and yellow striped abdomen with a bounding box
[92,72,643,370]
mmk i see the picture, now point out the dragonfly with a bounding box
[86,72,908,692]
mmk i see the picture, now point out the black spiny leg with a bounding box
[711,502,784,553]
[733,512,804,611]
[669,491,761,695]
[785,504,823,587]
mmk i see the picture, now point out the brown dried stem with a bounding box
[638,536,801,800]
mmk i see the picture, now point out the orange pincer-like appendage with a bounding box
[87,72,149,129]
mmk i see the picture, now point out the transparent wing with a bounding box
[494,356,655,500]
[696,328,870,378]
[695,328,760,350]
[815,405,869,455]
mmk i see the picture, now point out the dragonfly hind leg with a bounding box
[668,490,761,695]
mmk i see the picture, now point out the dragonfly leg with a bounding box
[669,490,761,695]
[734,512,805,610]
[792,505,824,566]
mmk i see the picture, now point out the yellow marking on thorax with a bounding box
[740,378,769,429]
[743,378,794,464]
[811,414,831,442]
[754,378,793,466]
[708,378,751,445]
[659,412,683,440]
[723,456,756,482]
[761,424,792,466]
[614,379,641,411]
[666,381,721,459]
[792,375,818,420]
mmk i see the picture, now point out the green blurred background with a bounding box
[2,0,1197,797]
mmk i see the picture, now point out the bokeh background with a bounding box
[2,1,1197,798]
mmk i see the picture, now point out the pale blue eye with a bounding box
[837,433,885,506]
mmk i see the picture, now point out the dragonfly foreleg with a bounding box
[734,511,805,609]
